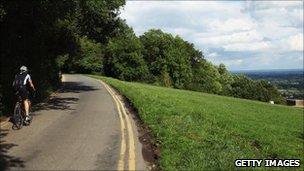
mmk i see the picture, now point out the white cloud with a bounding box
[120,1,303,70]
[267,33,304,52]
[207,18,257,32]
[211,54,303,70]
[224,59,244,67]
[288,33,303,51]
[223,42,271,52]
[197,30,263,46]
[208,52,218,58]
[246,1,303,10]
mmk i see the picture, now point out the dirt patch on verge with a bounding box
[109,86,161,171]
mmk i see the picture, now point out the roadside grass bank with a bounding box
[90,75,303,170]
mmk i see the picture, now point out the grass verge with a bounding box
[90,75,303,170]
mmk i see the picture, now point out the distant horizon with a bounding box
[230,68,303,72]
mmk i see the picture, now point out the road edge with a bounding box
[98,79,137,170]
[89,75,160,171]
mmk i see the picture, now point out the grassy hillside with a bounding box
[91,75,303,170]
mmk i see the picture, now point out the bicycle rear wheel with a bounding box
[13,103,23,129]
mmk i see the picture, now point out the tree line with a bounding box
[103,28,284,104]
[0,0,284,116]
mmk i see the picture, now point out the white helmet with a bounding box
[20,65,28,73]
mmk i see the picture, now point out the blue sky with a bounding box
[120,1,303,71]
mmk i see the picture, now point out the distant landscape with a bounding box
[233,69,304,100]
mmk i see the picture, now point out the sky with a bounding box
[119,0,303,71]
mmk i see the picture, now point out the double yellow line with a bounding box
[99,80,136,170]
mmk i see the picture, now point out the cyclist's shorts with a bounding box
[17,88,29,100]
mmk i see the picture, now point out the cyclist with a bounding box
[12,66,36,123]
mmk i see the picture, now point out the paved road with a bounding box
[0,74,145,170]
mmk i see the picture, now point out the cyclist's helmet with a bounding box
[20,65,28,73]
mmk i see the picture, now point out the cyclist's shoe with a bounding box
[24,116,31,125]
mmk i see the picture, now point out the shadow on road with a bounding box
[61,81,99,93]
[32,81,97,112]
[33,97,79,112]
[0,129,25,170]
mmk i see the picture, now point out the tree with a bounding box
[229,75,257,99]
[78,0,125,43]
[217,63,234,95]
[63,36,103,73]
[140,29,196,88]
[165,37,193,88]
[140,29,174,77]
[104,25,149,81]
[254,80,284,103]
[191,61,222,94]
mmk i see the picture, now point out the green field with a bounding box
[91,75,303,170]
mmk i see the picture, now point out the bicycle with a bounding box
[12,92,33,130]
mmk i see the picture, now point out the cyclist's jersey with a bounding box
[23,74,31,86]
[13,73,32,90]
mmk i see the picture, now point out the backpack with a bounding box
[12,73,26,91]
